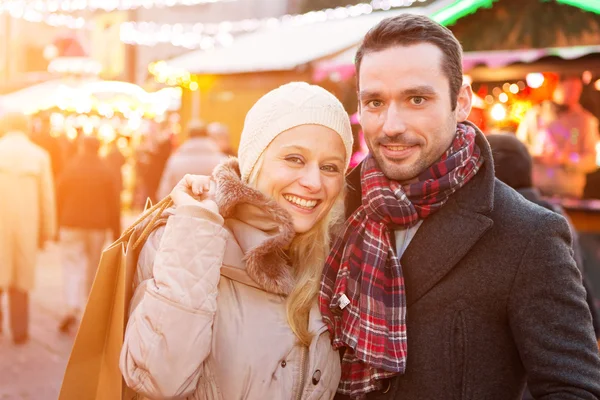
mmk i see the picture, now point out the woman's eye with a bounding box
[410,97,426,105]
[286,156,304,165]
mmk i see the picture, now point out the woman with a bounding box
[120,82,353,399]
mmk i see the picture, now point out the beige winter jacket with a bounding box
[120,159,341,400]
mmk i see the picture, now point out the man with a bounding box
[319,14,600,399]
[517,76,599,198]
[56,135,121,333]
[0,112,56,344]
[157,120,227,200]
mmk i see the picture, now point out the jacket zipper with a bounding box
[295,346,309,400]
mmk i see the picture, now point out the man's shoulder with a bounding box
[489,179,564,234]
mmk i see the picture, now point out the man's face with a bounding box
[358,43,472,183]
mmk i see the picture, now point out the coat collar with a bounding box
[144,158,296,296]
[213,159,296,296]
[346,123,495,306]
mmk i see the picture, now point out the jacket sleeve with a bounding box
[508,211,600,399]
[120,204,228,399]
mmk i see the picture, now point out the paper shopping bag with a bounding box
[59,197,173,400]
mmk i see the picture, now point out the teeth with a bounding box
[387,145,411,151]
[284,195,318,209]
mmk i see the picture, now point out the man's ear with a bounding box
[456,84,473,122]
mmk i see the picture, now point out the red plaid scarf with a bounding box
[319,123,483,399]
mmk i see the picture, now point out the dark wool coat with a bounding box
[337,127,600,400]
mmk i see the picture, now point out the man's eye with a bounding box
[367,100,383,108]
[410,97,426,105]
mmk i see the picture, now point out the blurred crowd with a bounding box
[0,112,233,340]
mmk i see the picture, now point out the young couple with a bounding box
[120,14,600,400]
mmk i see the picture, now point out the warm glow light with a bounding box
[98,124,117,143]
[526,73,545,89]
[463,75,472,85]
[491,104,506,121]
[499,93,509,103]
[594,79,600,91]
[189,81,199,91]
[583,70,593,85]
[509,84,519,94]
[128,116,142,131]
[66,126,78,140]
[509,100,532,123]
[83,121,94,135]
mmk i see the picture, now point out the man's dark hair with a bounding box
[355,14,464,109]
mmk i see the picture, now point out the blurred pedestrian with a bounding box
[157,120,227,200]
[104,139,126,199]
[144,125,173,204]
[207,121,236,156]
[56,136,121,333]
[517,75,600,198]
[31,116,65,181]
[0,112,56,345]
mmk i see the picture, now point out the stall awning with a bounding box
[313,44,600,81]
[462,45,600,70]
[163,7,430,75]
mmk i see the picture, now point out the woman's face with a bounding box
[255,124,346,234]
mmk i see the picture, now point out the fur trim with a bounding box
[213,158,295,295]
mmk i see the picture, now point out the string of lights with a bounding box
[0,0,428,46]
[0,3,88,28]
[0,0,235,13]
[121,0,430,49]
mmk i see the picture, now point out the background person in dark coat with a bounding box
[56,136,121,333]
[329,14,600,400]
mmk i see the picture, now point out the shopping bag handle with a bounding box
[121,196,174,251]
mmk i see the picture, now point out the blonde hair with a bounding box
[247,156,346,346]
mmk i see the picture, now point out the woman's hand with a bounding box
[170,174,218,214]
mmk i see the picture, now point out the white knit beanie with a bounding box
[238,82,354,183]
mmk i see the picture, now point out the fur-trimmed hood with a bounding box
[213,158,296,295]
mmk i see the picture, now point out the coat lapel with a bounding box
[345,126,496,307]
[402,130,496,306]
